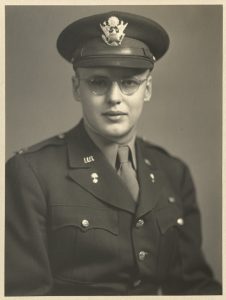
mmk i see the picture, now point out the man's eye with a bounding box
[88,78,108,88]
[121,79,139,88]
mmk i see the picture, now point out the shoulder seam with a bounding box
[14,133,66,156]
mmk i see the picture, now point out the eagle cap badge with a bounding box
[100,16,128,46]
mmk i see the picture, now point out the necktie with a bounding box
[117,145,139,201]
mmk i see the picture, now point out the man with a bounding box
[5,11,221,295]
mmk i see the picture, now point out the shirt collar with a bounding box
[84,122,137,170]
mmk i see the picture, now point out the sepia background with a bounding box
[5,5,222,283]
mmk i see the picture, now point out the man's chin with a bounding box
[84,120,136,143]
[101,128,136,143]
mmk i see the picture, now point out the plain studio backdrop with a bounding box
[5,5,222,283]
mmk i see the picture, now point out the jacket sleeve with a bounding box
[5,154,53,296]
[161,163,222,295]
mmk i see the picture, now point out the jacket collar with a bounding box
[65,121,175,217]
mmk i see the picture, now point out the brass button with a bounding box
[58,133,65,139]
[136,219,144,228]
[168,196,175,203]
[133,279,142,287]
[16,148,27,155]
[18,149,24,154]
[138,251,147,261]
[177,218,184,226]
[81,219,89,228]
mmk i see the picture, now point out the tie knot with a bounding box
[118,145,130,164]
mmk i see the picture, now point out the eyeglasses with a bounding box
[78,75,148,96]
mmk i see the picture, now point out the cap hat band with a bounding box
[72,46,154,61]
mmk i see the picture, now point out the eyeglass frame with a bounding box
[77,74,150,96]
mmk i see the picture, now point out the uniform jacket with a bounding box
[5,120,221,296]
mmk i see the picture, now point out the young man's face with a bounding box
[73,67,152,142]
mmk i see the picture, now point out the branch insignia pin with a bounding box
[91,173,99,184]
[150,173,155,183]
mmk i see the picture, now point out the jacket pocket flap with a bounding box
[156,204,183,234]
[51,205,118,235]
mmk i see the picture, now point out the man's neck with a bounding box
[83,120,137,169]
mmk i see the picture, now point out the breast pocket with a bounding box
[49,205,119,282]
[155,202,183,280]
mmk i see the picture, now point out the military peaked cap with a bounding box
[57,11,170,70]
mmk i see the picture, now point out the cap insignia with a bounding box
[100,16,128,46]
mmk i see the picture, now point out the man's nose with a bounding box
[107,81,123,104]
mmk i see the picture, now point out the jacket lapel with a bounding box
[66,122,136,214]
[135,139,175,219]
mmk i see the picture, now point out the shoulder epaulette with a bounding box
[14,133,66,155]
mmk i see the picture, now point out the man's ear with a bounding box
[72,73,80,102]
[144,73,152,102]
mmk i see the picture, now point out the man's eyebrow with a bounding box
[87,75,109,78]
[121,74,148,80]
[81,73,147,80]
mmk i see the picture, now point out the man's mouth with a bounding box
[103,111,127,116]
[102,111,127,121]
